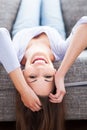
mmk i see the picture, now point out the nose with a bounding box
[32,61,46,68]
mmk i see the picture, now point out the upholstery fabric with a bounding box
[61,0,87,37]
[54,51,87,85]
[0,0,21,32]
[65,86,87,120]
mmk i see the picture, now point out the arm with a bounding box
[9,68,41,111]
[0,28,41,111]
[49,24,87,103]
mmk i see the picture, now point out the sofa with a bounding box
[0,0,87,121]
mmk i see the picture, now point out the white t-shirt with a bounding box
[0,16,87,73]
[13,26,69,62]
[13,16,87,63]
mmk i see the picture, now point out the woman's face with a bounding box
[23,39,56,96]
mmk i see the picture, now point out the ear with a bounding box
[22,69,24,74]
[22,69,26,75]
[22,69,28,77]
[54,69,57,73]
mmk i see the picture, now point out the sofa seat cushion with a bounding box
[54,50,87,86]
[0,0,21,32]
[65,85,87,119]
[0,65,14,90]
[0,88,16,121]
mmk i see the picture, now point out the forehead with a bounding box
[28,79,54,96]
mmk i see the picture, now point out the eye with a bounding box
[44,75,53,79]
[29,75,36,79]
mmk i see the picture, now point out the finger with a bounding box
[49,94,64,103]
[49,91,65,103]
[21,99,41,112]
[30,107,36,112]
[49,89,66,99]
[29,103,41,112]
[36,98,42,106]
[34,103,42,111]
[49,92,61,99]
[31,98,42,111]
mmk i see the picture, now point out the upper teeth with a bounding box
[34,60,45,63]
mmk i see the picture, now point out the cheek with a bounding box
[23,66,33,75]
[48,68,56,75]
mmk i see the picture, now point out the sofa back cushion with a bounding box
[61,0,87,37]
[0,0,21,32]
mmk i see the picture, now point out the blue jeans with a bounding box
[41,0,65,38]
[12,0,65,38]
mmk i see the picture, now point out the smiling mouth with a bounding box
[32,58,47,64]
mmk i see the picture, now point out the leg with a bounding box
[41,0,65,39]
[12,0,41,36]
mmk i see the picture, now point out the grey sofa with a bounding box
[0,0,87,121]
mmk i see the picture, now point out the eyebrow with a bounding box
[28,79,37,83]
[44,79,53,82]
[28,79,52,83]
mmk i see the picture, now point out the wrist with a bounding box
[9,67,30,94]
[55,69,65,79]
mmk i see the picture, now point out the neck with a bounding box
[21,33,55,65]
[26,33,55,61]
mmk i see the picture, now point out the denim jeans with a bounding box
[12,0,65,38]
[41,0,65,38]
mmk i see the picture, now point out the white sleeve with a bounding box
[72,16,87,33]
[48,27,69,61]
[51,16,87,61]
[61,16,87,59]
[62,16,87,58]
[0,28,20,73]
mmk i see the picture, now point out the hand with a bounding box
[21,87,42,112]
[49,72,66,103]
[9,68,42,112]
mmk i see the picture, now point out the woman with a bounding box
[0,1,66,129]
[1,0,66,111]
[0,1,87,129]
[0,0,87,111]
[0,16,87,130]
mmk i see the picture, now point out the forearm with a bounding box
[9,67,29,95]
[57,24,87,77]
[9,67,42,111]
[0,28,29,94]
